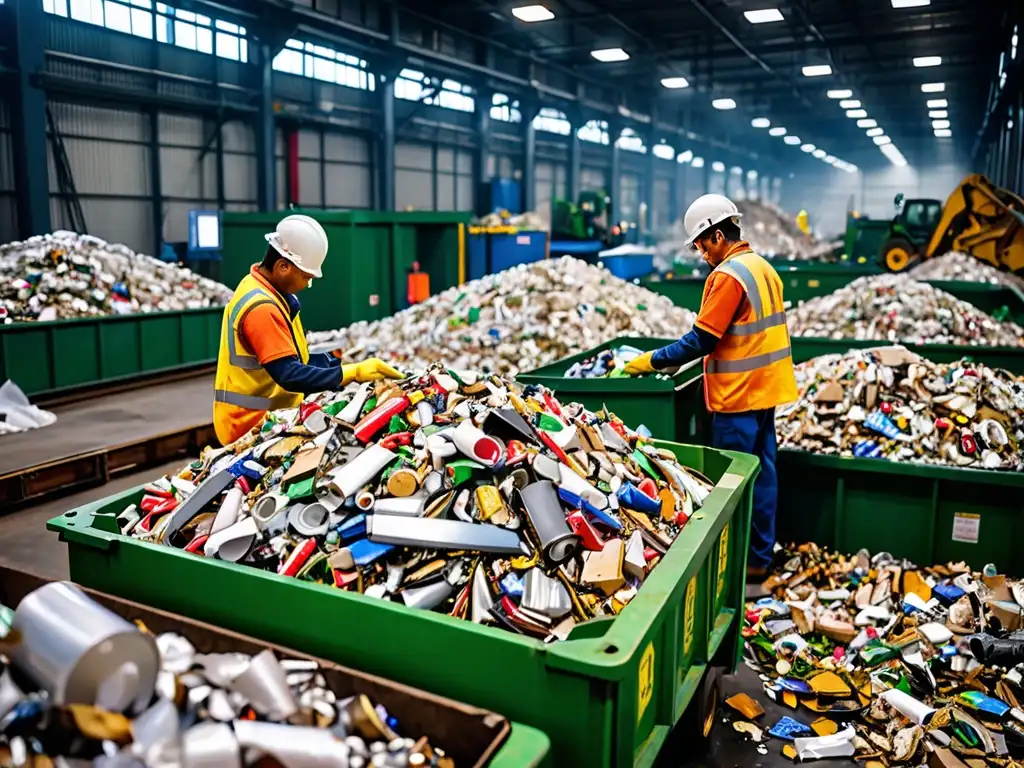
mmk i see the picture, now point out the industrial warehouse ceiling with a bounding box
[394,0,1012,170]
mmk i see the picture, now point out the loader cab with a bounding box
[879,195,943,272]
[894,198,943,242]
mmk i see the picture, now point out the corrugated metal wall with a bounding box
[158,112,212,246]
[48,102,153,253]
[395,142,473,211]
[0,100,15,244]
[652,177,673,230]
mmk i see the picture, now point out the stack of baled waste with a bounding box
[776,345,1024,471]
[119,365,720,642]
[787,274,1024,346]
[0,231,233,322]
[910,251,1024,291]
[307,257,694,378]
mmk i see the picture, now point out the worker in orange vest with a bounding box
[213,214,403,446]
[624,194,798,581]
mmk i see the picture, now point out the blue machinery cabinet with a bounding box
[467,227,549,281]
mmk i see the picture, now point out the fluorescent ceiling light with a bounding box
[824,155,837,163]
[691,157,705,168]
[929,110,948,119]
[913,56,942,68]
[769,127,787,136]
[712,161,726,172]
[751,117,771,128]
[744,8,784,23]
[927,99,948,109]
[801,143,816,152]
[747,170,758,180]
[932,119,950,129]
[839,100,861,109]
[827,89,853,99]
[857,119,877,128]
[511,5,554,22]
[661,77,690,89]
[730,166,743,175]
[802,65,833,77]
[712,98,737,110]
[784,136,801,145]
[934,129,952,138]
[892,0,930,7]
[881,144,908,167]
[846,109,868,118]
[678,149,693,163]
[812,149,827,159]
[921,82,945,93]
[591,48,630,62]
[866,127,884,137]
[874,135,892,145]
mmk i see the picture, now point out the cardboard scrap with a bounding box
[725,693,765,720]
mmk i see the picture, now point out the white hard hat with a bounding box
[683,194,742,245]
[264,214,328,278]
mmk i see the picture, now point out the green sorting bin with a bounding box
[516,337,708,445]
[0,308,222,398]
[927,280,1024,326]
[48,442,758,768]
[220,210,471,332]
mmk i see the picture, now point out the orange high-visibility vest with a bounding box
[702,249,798,413]
[213,272,309,446]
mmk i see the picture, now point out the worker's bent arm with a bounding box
[306,352,340,369]
[264,355,342,394]
[651,327,720,369]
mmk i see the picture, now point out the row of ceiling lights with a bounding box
[511,2,946,170]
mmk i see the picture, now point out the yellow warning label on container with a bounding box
[807,279,821,288]
[683,575,697,658]
[716,523,730,603]
[637,642,655,723]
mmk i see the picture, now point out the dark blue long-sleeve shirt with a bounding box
[262,290,343,393]
[650,327,720,369]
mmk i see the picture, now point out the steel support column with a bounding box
[643,129,656,235]
[522,109,537,213]
[255,43,275,211]
[568,110,581,204]
[11,0,51,237]
[474,91,491,215]
[149,109,162,258]
[379,76,396,211]
[609,121,622,226]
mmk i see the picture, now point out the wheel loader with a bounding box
[878,174,1024,275]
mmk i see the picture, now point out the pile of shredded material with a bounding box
[776,346,1024,471]
[787,275,1024,346]
[1,582,455,767]
[307,257,694,377]
[732,542,1024,764]
[119,365,721,642]
[910,252,1024,292]
[0,231,233,322]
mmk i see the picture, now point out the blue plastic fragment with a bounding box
[769,716,813,740]
[347,538,394,567]
[940,644,959,658]
[616,482,661,514]
[226,452,255,478]
[501,573,525,598]
[335,513,367,542]
[933,583,966,605]
[556,487,624,530]
[636,424,653,439]
[853,440,883,458]
[776,678,814,695]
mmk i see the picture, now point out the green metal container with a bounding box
[0,308,222,398]
[844,217,892,265]
[47,442,758,768]
[775,451,1024,574]
[220,210,471,332]
[515,337,709,445]
[927,280,1024,326]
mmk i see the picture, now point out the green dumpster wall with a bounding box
[221,210,471,333]
[0,308,222,398]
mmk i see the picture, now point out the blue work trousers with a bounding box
[710,408,777,569]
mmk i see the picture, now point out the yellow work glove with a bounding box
[341,358,405,386]
[623,351,656,377]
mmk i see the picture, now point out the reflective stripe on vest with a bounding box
[227,289,274,370]
[215,389,271,410]
[706,345,793,374]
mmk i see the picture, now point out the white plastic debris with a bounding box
[793,726,857,761]
[910,252,1024,291]
[0,380,56,435]
[307,257,695,378]
[788,274,1024,346]
[0,231,233,322]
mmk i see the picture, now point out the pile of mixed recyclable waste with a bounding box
[119,365,719,642]
[787,275,1024,346]
[730,542,1024,764]
[307,258,694,378]
[776,346,1024,471]
[911,252,1024,292]
[0,231,233,322]
[564,344,677,381]
[0,580,454,766]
